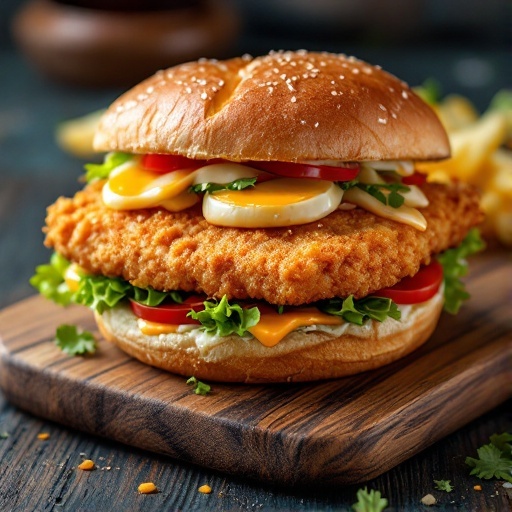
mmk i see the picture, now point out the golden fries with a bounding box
[415,89,512,247]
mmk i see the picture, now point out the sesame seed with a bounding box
[300,120,306,125]
[402,90,409,99]
[352,68,360,74]
[146,86,154,93]
[268,86,274,93]
[339,75,345,79]
[391,112,397,119]
[331,91,337,96]
[291,96,297,103]
[200,92,208,100]
[331,80,336,85]
[218,79,225,87]
[378,104,387,111]
[378,118,388,124]
[314,122,319,128]
[185,87,192,94]
[280,74,287,80]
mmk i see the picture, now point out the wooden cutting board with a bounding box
[0,250,511,486]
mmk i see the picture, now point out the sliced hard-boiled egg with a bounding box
[203,178,344,227]
[102,161,198,210]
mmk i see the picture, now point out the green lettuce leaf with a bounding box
[84,152,132,183]
[188,295,260,336]
[434,479,453,492]
[189,177,257,194]
[30,253,72,306]
[54,324,96,355]
[465,442,512,482]
[319,295,401,325]
[413,78,442,106]
[437,228,485,314]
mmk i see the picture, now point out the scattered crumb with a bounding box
[78,459,95,471]
[138,482,158,494]
[474,485,482,491]
[198,484,212,494]
[37,433,50,440]
[0,431,10,439]
[421,494,437,506]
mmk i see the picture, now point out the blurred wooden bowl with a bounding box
[13,0,240,87]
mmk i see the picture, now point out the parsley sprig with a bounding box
[189,177,257,194]
[186,376,211,395]
[319,295,401,325]
[465,432,512,482]
[352,487,388,512]
[54,324,96,355]
[434,479,453,492]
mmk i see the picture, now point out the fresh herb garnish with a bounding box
[465,432,512,483]
[189,177,257,194]
[84,152,132,183]
[434,479,454,492]
[188,295,260,337]
[339,181,410,208]
[437,228,485,314]
[186,376,211,395]
[30,252,73,306]
[352,487,388,512]
[54,324,96,355]
[319,295,401,325]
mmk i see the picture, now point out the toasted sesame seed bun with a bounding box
[93,50,450,162]
[95,288,444,383]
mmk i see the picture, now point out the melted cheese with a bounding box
[137,318,179,335]
[248,308,343,347]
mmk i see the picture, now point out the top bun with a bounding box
[94,50,450,162]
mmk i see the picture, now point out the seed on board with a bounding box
[78,459,95,471]
[138,482,158,494]
[474,485,482,491]
[198,484,212,494]
[37,433,50,440]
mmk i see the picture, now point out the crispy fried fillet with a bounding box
[44,181,482,305]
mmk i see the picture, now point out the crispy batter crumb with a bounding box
[37,433,50,440]
[138,482,158,494]
[198,484,212,494]
[421,494,437,506]
[78,459,95,471]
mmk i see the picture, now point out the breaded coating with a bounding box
[44,181,482,305]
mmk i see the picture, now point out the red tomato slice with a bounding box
[129,295,206,324]
[402,172,427,186]
[373,260,443,304]
[142,154,207,173]
[249,161,360,181]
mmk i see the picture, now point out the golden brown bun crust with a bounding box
[94,50,450,162]
[95,292,443,383]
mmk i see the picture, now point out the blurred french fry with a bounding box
[433,95,479,131]
[417,111,506,183]
[417,87,512,247]
[56,109,105,157]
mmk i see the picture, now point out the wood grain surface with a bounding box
[0,250,511,487]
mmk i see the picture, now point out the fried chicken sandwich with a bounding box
[34,51,484,382]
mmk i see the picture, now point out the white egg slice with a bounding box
[102,162,198,210]
[203,178,344,228]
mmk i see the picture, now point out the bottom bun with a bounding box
[96,290,444,383]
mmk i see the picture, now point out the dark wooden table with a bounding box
[0,46,511,511]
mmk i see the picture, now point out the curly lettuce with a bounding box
[438,228,485,314]
[188,295,260,336]
[83,152,132,183]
